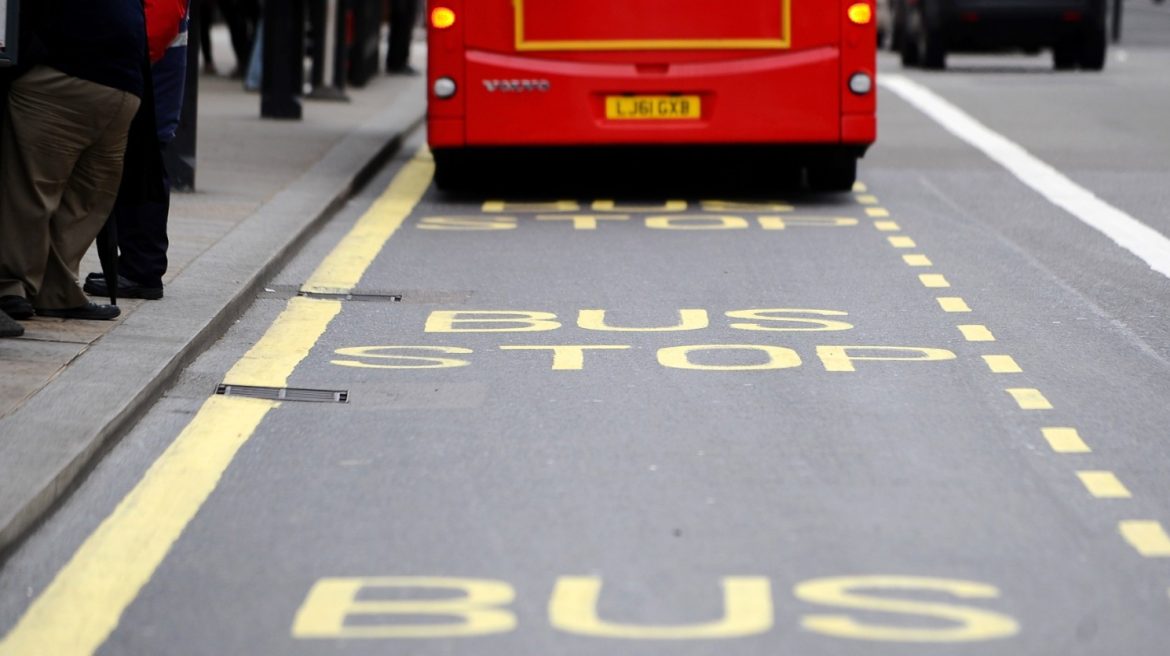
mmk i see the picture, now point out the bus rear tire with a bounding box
[807,159,858,193]
[920,28,947,70]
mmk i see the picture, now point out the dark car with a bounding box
[895,0,1108,71]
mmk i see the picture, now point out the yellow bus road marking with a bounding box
[1007,388,1053,410]
[919,274,951,289]
[1042,427,1091,453]
[865,207,890,218]
[1076,471,1132,499]
[938,297,972,313]
[874,221,901,232]
[888,236,917,249]
[1120,521,1170,557]
[302,150,435,294]
[958,325,995,342]
[852,182,868,192]
[983,355,1022,374]
[856,194,880,205]
[902,254,933,267]
[0,150,434,656]
[482,200,580,213]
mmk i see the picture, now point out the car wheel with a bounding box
[1053,39,1079,70]
[807,159,858,193]
[900,35,920,67]
[920,27,947,70]
[891,4,906,51]
[1078,27,1107,71]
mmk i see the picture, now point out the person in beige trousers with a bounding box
[0,0,149,322]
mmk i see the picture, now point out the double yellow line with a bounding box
[0,150,433,656]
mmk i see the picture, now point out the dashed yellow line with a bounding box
[852,182,868,193]
[0,149,435,656]
[983,355,1023,374]
[859,187,1159,565]
[959,325,995,342]
[938,297,972,313]
[1120,521,1170,557]
[1042,427,1091,453]
[1007,388,1053,410]
[919,274,951,289]
[1077,471,1132,499]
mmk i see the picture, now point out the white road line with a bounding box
[881,74,1170,280]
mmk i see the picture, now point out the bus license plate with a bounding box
[606,96,701,120]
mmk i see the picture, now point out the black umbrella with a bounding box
[95,218,119,306]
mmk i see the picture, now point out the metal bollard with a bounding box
[308,0,350,101]
[1112,0,1123,43]
[261,0,305,119]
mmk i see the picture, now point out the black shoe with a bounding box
[36,303,121,321]
[84,273,163,300]
[0,295,34,320]
[0,310,23,338]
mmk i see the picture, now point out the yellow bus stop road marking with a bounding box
[0,149,434,656]
[1042,427,1091,454]
[919,274,951,289]
[1120,521,1170,557]
[1007,388,1053,410]
[959,325,995,342]
[937,297,972,313]
[1076,471,1132,499]
[983,355,1023,374]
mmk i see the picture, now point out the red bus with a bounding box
[426,1,877,191]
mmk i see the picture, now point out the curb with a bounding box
[0,84,426,556]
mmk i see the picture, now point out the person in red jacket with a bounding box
[86,0,190,300]
[147,0,190,64]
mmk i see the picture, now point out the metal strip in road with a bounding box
[881,75,1170,281]
[0,149,434,656]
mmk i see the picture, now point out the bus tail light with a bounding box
[847,3,873,25]
[840,0,876,143]
[431,7,457,29]
[427,0,466,146]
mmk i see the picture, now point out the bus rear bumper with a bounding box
[447,48,862,148]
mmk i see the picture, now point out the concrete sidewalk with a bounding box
[0,62,426,553]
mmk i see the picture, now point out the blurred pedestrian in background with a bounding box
[198,0,218,74]
[218,0,259,78]
[86,0,190,301]
[387,0,420,75]
[0,0,152,322]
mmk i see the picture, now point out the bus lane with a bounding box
[6,146,1170,654]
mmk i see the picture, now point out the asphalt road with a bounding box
[4,11,1170,655]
